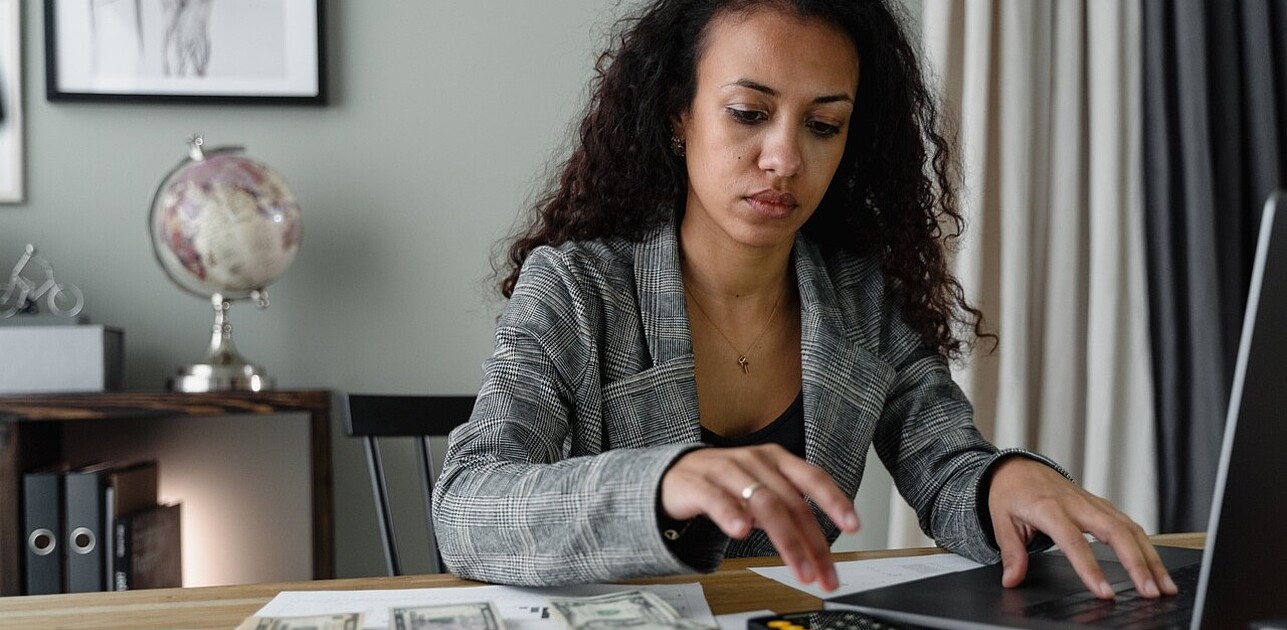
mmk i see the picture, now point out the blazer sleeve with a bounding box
[869,312,1071,564]
[430,248,712,585]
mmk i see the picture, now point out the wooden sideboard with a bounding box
[0,390,334,597]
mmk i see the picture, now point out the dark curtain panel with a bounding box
[1142,0,1286,532]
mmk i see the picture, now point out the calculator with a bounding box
[746,610,910,630]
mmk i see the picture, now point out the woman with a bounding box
[432,0,1174,600]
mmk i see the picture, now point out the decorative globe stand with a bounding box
[169,293,275,393]
[149,134,303,393]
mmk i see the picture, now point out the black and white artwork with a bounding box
[45,0,325,104]
[0,0,22,202]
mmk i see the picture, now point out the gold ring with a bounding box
[741,481,765,502]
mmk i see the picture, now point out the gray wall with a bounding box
[3,0,921,583]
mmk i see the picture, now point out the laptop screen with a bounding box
[1193,192,1287,628]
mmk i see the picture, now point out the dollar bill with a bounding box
[547,590,711,630]
[234,612,363,630]
[391,601,507,630]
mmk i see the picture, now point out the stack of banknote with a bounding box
[236,589,715,630]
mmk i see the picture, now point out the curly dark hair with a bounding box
[500,0,993,359]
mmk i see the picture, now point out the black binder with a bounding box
[64,463,107,592]
[63,460,158,594]
[22,467,66,595]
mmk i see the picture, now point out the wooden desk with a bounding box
[0,390,335,596]
[0,533,1204,630]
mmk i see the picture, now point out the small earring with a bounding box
[670,134,686,157]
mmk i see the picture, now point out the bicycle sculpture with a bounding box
[0,244,85,318]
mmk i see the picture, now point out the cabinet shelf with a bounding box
[0,390,334,596]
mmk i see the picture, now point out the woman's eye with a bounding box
[807,120,842,137]
[726,108,767,124]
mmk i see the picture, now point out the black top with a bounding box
[701,391,806,459]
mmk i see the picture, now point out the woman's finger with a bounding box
[1086,510,1166,598]
[740,482,836,589]
[686,476,753,538]
[993,517,1033,589]
[775,455,861,532]
[1041,517,1115,599]
[1130,522,1178,595]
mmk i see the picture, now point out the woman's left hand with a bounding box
[987,457,1179,600]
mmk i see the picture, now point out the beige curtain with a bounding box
[888,0,1157,550]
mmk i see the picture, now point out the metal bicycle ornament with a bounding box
[0,244,85,319]
[148,135,303,393]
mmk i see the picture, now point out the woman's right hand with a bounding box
[660,444,859,591]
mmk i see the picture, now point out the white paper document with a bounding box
[254,582,715,630]
[751,553,984,599]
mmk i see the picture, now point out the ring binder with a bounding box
[64,460,159,593]
[22,468,66,595]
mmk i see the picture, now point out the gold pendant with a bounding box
[737,356,749,375]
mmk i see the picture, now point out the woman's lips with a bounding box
[745,190,799,217]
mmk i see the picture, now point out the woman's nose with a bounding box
[758,125,803,178]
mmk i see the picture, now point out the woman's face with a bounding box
[678,7,858,252]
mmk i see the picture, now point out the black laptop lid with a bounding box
[1192,193,1287,628]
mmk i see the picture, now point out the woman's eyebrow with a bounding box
[722,78,853,104]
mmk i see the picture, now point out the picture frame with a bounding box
[0,0,23,203]
[44,0,326,105]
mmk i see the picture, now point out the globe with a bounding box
[150,141,302,300]
[148,136,303,392]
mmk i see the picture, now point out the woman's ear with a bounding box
[670,113,689,157]
[671,111,689,141]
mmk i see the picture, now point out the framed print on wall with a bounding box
[0,0,23,203]
[44,0,326,105]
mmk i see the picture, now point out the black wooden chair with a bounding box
[342,393,475,576]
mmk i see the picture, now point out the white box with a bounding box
[0,325,124,394]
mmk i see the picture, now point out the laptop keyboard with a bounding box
[1022,563,1201,628]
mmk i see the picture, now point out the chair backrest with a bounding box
[342,393,475,576]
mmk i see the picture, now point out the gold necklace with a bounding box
[684,285,786,375]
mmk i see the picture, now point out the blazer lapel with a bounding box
[602,219,700,447]
[793,236,896,498]
[634,219,693,367]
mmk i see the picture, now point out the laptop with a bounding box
[828,192,1287,630]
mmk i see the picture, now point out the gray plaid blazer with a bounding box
[432,217,1061,585]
